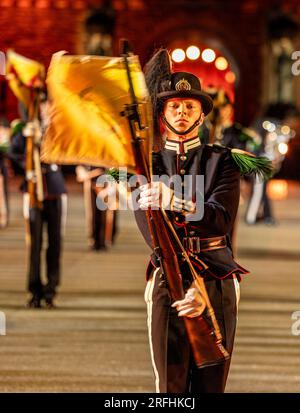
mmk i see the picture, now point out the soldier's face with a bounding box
[219,103,233,124]
[163,98,204,136]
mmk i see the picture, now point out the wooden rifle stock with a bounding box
[25,99,43,210]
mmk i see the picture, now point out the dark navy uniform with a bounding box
[135,136,248,392]
[215,122,257,151]
[9,130,66,306]
[89,167,117,250]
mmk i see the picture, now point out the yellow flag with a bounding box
[6,50,45,108]
[41,52,152,172]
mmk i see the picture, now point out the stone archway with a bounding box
[140,18,261,125]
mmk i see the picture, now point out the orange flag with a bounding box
[6,50,45,109]
[41,52,152,172]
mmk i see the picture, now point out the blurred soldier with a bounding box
[204,89,262,252]
[245,104,297,226]
[76,3,118,250]
[76,165,117,250]
[9,94,67,308]
[205,89,261,151]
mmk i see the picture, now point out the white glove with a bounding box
[172,195,196,213]
[171,281,206,318]
[138,182,173,210]
[75,166,89,182]
[23,121,42,143]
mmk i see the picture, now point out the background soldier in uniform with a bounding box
[76,165,117,250]
[9,94,67,308]
[76,3,118,250]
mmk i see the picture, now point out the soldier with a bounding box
[205,89,261,151]
[134,49,272,392]
[204,90,262,251]
[75,165,117,250]
[9,94,67,308]
[76,3,118,250]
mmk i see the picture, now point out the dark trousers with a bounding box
[145,269,239,393]
[261,182,273,219]
[245,178,273,224]
[90,187,118,248]
[28,197,63,299]
[90,188,107,248]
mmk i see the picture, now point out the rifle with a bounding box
[23,95,44,245]
[121,40,229,368]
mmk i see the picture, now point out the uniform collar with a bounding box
[164,136,201,154]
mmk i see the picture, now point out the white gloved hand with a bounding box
[75,166,89,182]
[23,121,42,143]
[138,182,173,210]
[171,281,206,318]
[172,195,196,213]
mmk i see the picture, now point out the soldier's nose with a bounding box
[178,104,186,114]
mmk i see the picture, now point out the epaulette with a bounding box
[210,143,228,152]
[230,148,273,180]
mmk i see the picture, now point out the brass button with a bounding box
[180,169,185,175]
[175,217,179,221]
[180,155,187,161]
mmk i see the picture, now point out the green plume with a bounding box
[231,149,274,180]
[106,168,134,183]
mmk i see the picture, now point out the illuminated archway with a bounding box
[142,20,253,123]
[168,39,239,105]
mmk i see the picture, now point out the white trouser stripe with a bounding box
[246,176,264,224]
[145,268,160,393]
[232,274,240,325]
[232,274,240,307]
[60,194,68,237]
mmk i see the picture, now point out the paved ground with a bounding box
[0,177,300,393]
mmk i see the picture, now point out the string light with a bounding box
[225,71,236,83]
[171,49,185,63]
[202,48,216,63]
[186,46,200,60]
[267,180,288,200]
[281,125,291,135]
[278,142,288,155]
[215,56,228,70]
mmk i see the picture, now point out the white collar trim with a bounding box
[164,136,201,154]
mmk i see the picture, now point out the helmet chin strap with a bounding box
[162,115,201,137]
